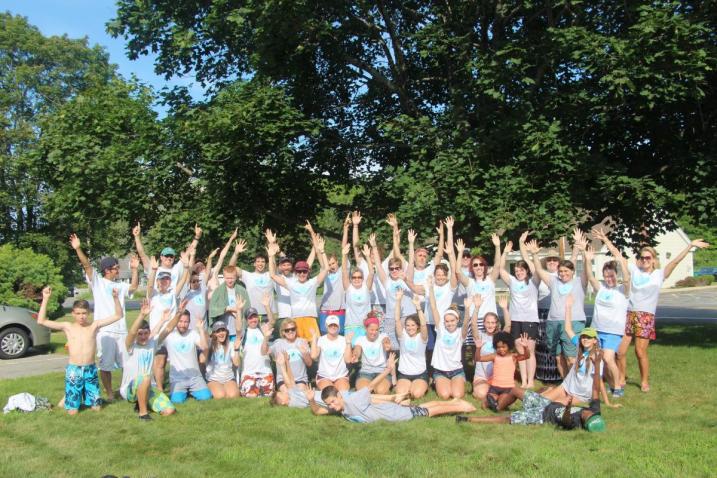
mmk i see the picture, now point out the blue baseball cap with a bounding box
[160,247,176,257]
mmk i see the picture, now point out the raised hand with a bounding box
[584,245,595,262]
[436,221,444,237]
[368,233,377,248]
[194,224,203,238]
[407,229,417,244]
[266,242,280,257]
[129,254,140,269]
[69,233,81,250]
[472,294,483,309]
[463,297,472,310]
[386,352,397,371]
[235,239,247,255]
[426,275,434,288]
[411,293,422,308]
[362,243,371,259]
[519,230,530,244]
[207,248,219,260]
[304,220,315,235]
[264,228,277,244]
[591,227,608,243]
[345,331,354,344]
[150,256,159,270]
[444,216,454,228]
[236,295,246,313]
[140,299,151,315]
[517,332,529,348]
[351,210,362,226]
[491,233,500,247]
[382,336,391,350]
[315,234,325,253]
[260,323,274,338]
[573,227,587,249]
[42,286,52,300]
[343,213,351,228]
[497,294,508,309]
[132,222,141,237]
[303,384,314,402]
[692,239,710,249]
[342,242,351,256]
[455,238,466,254]
[386,213,398,229]
[178,298,189,311]
[112,288,119,299]
[310,329,319,343]
[525,240,540,254]
[196,316,205,330]
[504,241,513,254]
[298,341,310,355]
[160,309,172,323]
[395,289,404,302]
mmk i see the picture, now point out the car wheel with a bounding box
[0,327,30,359]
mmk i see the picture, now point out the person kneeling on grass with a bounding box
[120,300,178,420]
[36,286,122,415]
[314,355,476,423]
[163,301,212,403]
[455,350,608,432]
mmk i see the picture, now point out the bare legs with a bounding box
[395,379,428,399]
[516,339,536,387]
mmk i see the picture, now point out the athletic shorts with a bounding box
[96,332,127,371]
[169,375,211,403]
[410,406,429,418]
[239,373,274,397]
[546,321,585,356]
[397,371,429,382]
[598,332,623,352]
[358,370,384,381]
[125,376,175,414]
[294,317,320,341]
[511,322,539,341]
[433,368,465,380]
[488,385,512,396]
[510,390,552,425]
[625,311,656,341]
[65,364,101,410]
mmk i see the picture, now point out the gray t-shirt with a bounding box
[340,388,413,423]
[320,271,345,311]
[288,389,326,409]
[547,276,586,322]
[270,338,309,384]
[242,271,275,315]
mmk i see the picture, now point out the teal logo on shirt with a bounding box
[193,295,204,305]
[442,334,457,346]
[293,284,310,295]
[512,282,528,293]
[287,349,302,362]
[325,347,342,360]
[473,282,489,294]
[174,340,192,353]
[254,275,269,287]
[161,294,174,307]
[328,272,339,283]
[247,333,262,346]
[405,337,417,352]
[435,288,445,298]
[351,293,366,303]
[633,274,650,287]
[597,289,614,304]
[364,343,380,359]
[558,282,573,296]
[390,282,403,294]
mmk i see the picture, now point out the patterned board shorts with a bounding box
[625,311,656,340]
[65,364,101,410]
[509,390,552,425]
[410,406,429,418]
[240,373,275,397]
[126,376,175,414]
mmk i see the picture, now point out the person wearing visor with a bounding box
[70,233,139,402]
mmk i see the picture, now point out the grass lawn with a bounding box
[2,324,716,478]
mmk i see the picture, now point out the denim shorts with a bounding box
[397,371,429,382]
[433,368,465,380]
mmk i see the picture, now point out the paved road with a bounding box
[5,287,716,380]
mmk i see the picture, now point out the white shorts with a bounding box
[96,332,127,372]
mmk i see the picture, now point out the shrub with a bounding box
[0,244,67,317]
[675,276,714,288]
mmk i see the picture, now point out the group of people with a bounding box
[36,212,708,428]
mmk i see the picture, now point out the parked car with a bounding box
[695,267,717,279]
[0,305,51,359]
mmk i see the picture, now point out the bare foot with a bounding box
[458,400,477,413]
[641,383,650,392]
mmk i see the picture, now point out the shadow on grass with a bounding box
[655,323,717,348]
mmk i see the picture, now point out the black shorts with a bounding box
[397,371,429,382]
[488,385,512,395]
[511,321,539,341]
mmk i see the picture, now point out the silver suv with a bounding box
[0,305,51,359]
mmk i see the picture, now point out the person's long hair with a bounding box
[574,334,600,375]
[208,328,230,363]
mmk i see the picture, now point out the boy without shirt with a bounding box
[36,286,122,415]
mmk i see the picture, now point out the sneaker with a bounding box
[455,415,469,423]
[611,388,624,398]
[138,414,152,421]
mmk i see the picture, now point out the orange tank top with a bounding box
[490,354,516,388]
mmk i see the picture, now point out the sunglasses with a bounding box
[639,256,652,260]
[283,327,297,333]
[472,263,484,267]
[389,267,401,271]
[351,275,363,279]
[296,270,309,274]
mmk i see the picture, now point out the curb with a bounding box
[662,285,717,294]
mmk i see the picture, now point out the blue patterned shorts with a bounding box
[510,391,552,425]
[65,364,101,410]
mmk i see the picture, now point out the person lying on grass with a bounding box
[272,352,408,410]
[120,300,180,420]
[455,350,608,432]
[314,355,477,423]
[36,286,122,415]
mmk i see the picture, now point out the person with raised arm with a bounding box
[316,216,348,334]
[526,229,589,377]
[618,235,709,392]
[471,294,509,401]
[497,236,540,388]
[342,242,374,346]
[120,301,178,419]
[310,316,352,391]
[352,211,388,316]
[265,228,293,337]
[162,299,211,403]
[239,304,275,397]
[228,235,277,322]
[69,233,139,401]
[371,233,415,351]
[147,249,192,392]
[583,228,630,397]
[267,221,328,340]
[319,355,476,423]
[405,221,445,300]
[36,286,122,415]
[268,317,312,393]
[133,222,202,292]
[428,276,471,399]
[474,329,531,412]
[352,309,392,394]
[205,299,243,400]
[207,232,251,339]
[394,290,429,399]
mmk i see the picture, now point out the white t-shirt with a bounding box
[148,261,185,292]
[355,334,388,373]
[537,272,556,310]
[547,276,586,322]
[240,327,271,377]
[431,323,463,372]
[592,283,628,335]
[206,339,237,383]
[384,279,415,319]
[164,330,202,382]
[120,338,157,399]
[344,284,371,328]
[184,283,207,331]
[149,289,178,331]
[473,332,495,380]
[321,271,345,311]
[562,344,604,402]
[317,334,348,380]
[412,264,435,290]
[467,277,498,319]
[452,266,471,305]
[242,271,275,314]
[508,276,539,323]
[275,277,292,318]
[286,277,319,318]
[87,271,132,334]
[359,258,389,305]
[425,282,455,325]
[628,264,664,314]
[398,330,427,375]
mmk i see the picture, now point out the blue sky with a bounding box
[3,0,205,113]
